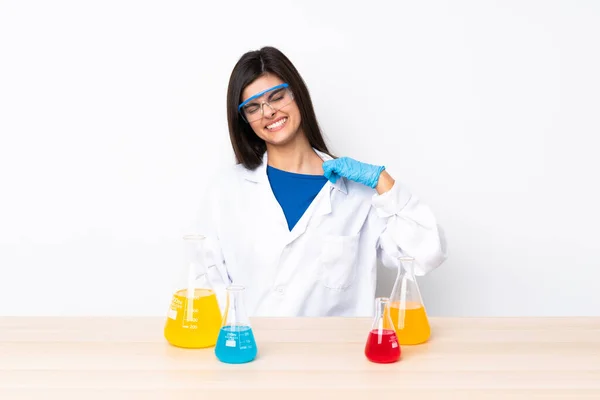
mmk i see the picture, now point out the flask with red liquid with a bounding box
[364,297,401,363]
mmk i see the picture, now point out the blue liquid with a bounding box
[215,325,257,364]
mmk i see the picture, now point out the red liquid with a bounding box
[364,329,401,363]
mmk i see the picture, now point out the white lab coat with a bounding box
[196,149,447,317]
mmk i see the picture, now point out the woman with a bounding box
[197,46,447,317]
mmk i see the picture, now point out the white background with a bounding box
[1,0,599,317]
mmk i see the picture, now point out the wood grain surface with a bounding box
[1,317,599,399]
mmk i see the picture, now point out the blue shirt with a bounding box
[266,165,328,231]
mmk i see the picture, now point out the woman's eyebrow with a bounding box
[242,87,285,107]
[243,89,284,105]
[242,93,265,105]
[268,88,284,97]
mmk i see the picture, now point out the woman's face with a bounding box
[241,74,302,147]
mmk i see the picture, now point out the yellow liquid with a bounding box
[389,302,431,345]
[164,288,222,348]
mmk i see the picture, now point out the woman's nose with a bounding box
[262,103,276,119]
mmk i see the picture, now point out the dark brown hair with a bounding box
[226,46,332,169]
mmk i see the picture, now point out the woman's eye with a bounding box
[245,105,259,114]
[270,95,284,102]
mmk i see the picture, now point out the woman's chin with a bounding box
[262,130,293,145]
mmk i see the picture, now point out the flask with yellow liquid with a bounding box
[164,234,222,348]
[388,256,431,345]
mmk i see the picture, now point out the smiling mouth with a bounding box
[265,117,287,131]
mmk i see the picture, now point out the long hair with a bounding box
[226,46,332,169]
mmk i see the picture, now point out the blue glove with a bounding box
[322,157,385,189]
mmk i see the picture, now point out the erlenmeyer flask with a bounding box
[389,256,431,345]
[164,234,222,348]
[215,285,258,364]
[364,297,401,363]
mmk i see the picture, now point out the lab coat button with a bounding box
[275,286,285,294]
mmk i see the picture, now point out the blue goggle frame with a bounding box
[238,83,290,111]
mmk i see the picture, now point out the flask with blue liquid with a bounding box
[215,285,257,364]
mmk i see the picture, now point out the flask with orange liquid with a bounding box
[388,256,431,345]
[164,234,222,348]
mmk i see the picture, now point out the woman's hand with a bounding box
[322,157,395,194]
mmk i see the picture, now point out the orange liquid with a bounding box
[389,302,431,345]
[164,288,222,348]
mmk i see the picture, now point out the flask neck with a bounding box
[397,257,415,278]
[375,298,385,318]
[392,256,416,293]
[184,236,208,270]
[181,235,213,292]
[223,285,250,327]
[373,297,394,330]
[390,256,424,309]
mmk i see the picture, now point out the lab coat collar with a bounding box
[242,147,348,195]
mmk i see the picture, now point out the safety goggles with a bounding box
[238,83,294,123]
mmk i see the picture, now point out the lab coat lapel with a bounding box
[285,147,348,243]
[242,153,289,234]
[288,176,347,243]
[286,183,329,243]
[242,149,348,245]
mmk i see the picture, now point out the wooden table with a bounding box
[1,317,599,399]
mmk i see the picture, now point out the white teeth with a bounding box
[267,118,287,130]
